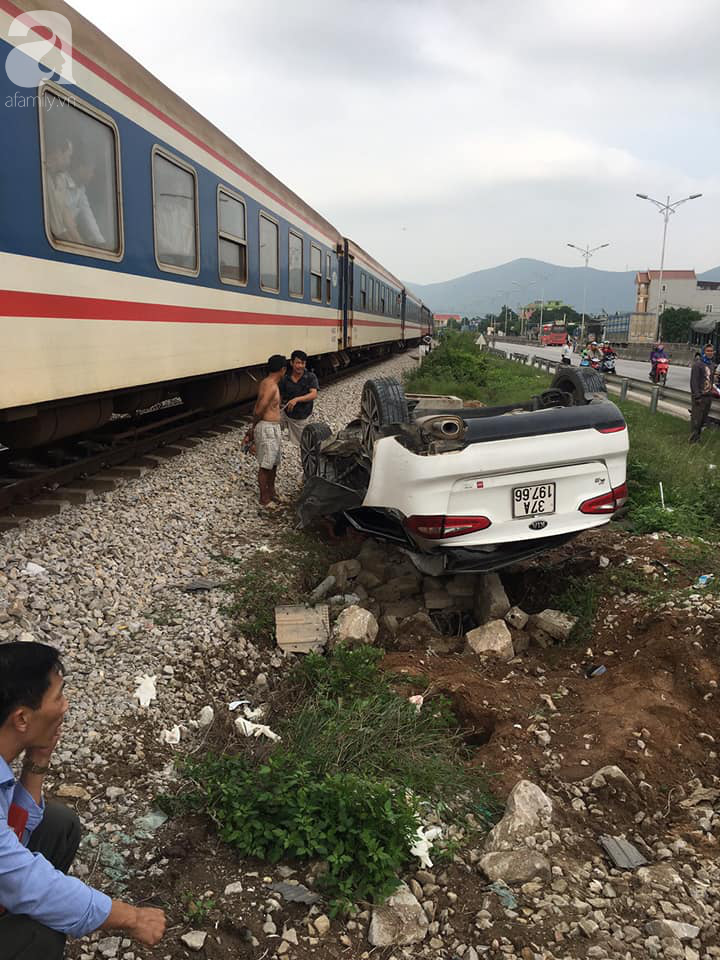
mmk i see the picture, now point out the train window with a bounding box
[289,231,304,297]
[326,253,332,303]
[311,244,322,302]
[218,188,247,285]
[259,213,279,292]
[381,286,386,314]
[361,272,367,309]
[39,85,123,260]
[153,149,199,274]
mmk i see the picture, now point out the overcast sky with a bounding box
[70,0,720,284]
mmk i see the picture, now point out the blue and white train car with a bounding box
[0,0,431,447]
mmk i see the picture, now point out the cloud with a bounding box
[66,0,720,281]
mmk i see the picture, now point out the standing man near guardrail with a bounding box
[689,344,717,444]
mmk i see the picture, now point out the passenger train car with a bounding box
[0,0,433,448]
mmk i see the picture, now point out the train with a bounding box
[0,0,433,449]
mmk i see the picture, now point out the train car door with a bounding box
[344,244,354,349]
[401,290,407,340]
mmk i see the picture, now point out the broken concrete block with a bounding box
[357,570,382,590]
[423,589,454,610]
[334,605,378,646]
[530,626,553,648]
[479,850,551,885]
[327,559,361,592]
[380,614,399,636]
[372,573,422,603]
[465,620,514,660]
[368,881,428,947]
[532,608,577,642]
[505,606,528,631]
[309,575,336,602]
[446,574,477,597]
[383,597,423,619]
[474,572,510,624]
[275,605,329,653]
[397,611,440,638]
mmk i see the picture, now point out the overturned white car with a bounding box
[298,369,629,574]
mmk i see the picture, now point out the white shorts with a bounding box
[254,421,282,469]
[281,412,310,446]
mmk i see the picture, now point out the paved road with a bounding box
[494,342,691,392]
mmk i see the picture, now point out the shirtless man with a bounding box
[245,355,286,507]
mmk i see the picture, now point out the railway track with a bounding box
[0,353,402,526]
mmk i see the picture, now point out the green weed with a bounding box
[172,644,497,910]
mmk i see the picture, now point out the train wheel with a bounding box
[300,422,332,479]
[360,377,410,453]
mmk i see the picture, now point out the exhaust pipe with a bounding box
[415,414,466,440]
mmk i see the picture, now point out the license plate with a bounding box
[512,482,556,518]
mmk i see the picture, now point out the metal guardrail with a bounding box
[487,346,720,420]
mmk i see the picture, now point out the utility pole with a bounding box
[636,192,703,341]
[567,242,610,343]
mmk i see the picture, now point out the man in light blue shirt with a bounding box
[0,643,166,957]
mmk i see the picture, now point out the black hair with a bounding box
[0,643,63,727]
[291,350,308,363]
[267,355,287,373]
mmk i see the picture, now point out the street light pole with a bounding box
[636,192,703,341]
[567,242,610,343]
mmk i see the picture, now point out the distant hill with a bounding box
[407,258,720,316]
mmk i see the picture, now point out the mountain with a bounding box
[407,258,720,317]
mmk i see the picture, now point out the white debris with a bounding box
[228,699,250,711]
[23,561,47,577]
[235,716,281,742]
[410,825,443,868]
[408,695,424,712]
[159,725,181,745]
[133,674,157,708]
[198,705,214,727]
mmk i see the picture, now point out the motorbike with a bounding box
[650,357,669,386]
[599,352,617,375]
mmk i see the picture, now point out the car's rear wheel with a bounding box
[360,377,410,453]
[300,422,332,479]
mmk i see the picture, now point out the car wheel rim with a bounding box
[360,389,381,453]
[301,437,319,477]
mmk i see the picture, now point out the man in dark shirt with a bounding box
[280,350,319,445]
[689,343,717,443]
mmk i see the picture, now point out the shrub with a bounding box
[182,752,418,907]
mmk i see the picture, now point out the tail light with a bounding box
[579,482,628,515]
[595,424,626,434]
[406,515,492,539]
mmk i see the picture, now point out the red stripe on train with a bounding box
[0,289,404,330]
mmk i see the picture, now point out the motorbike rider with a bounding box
[650,341,668,381]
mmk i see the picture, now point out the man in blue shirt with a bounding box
[0,643,166,957]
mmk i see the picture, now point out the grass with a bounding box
[284,646,492,816]
[551,566,662,644]
[221,531,349,641]
[405,333,552,405]
[169,645,497,910]
[617,400,720,538]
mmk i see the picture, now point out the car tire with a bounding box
[300,422,332,479]
[551,366,607,405]
[360,377,410,453]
